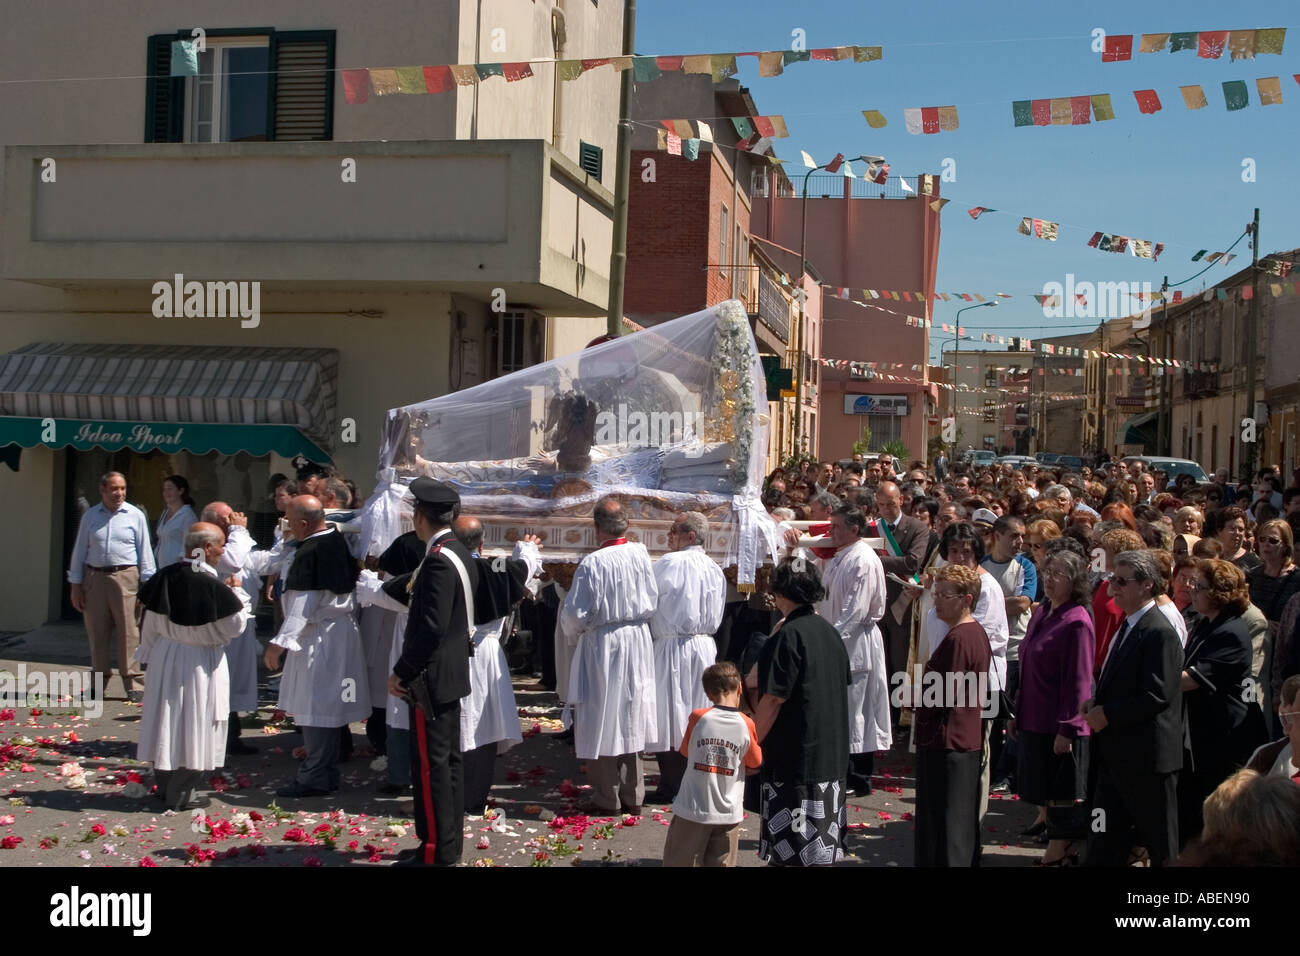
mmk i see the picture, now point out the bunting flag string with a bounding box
[338,44,884,103]
[658,116,789,139]
[1099,28,1285,63]
[903,105,959,134]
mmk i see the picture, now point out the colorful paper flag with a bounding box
[937,106,959,130]
[930,198,950,212]
[656,55,684,71]
[801,150,817,169]
[1169,32,1198,53]
[1134,89,1162,114]
[1256,28,1286,55]
[1192,250,1207,261]
[1180,84,1207,109]
[1153,243,1165,261]
[1139,33,1170,53]
[865,161,889,184]
[683,138,700,161]
[1050,98,1072,125]
[824,152,845,173]
[1070,96,1092,124]
[1198,31,1228,59]
[863,109,887,128]
[711,54,738,83]
[810,48,837,61]
[633,56,662,82]
[758,51,784,77]
[1031,99,1051,126]
[903,108,922,134]
[666,133,682,156]
[783,50,810,65]
[422,65,454,93]
[1257,76,1283,105]
[1229,30,1257,61]
[1103,34,1133,62]
[503,62,533,82]
[1132,239,1152,258]
[395,66,426,93]
[557,60,585,82]
[342,69,372,104]
[1087,232,1103,248]
[899,176,915,194]
[696,121,713,143]
[1012,100,1033,127]
[369,68,401,95]
[1223,80,1249,111]
[1242,285,1254,300]
[682,54,712,75]
[968,207,994,219]
[854,46,883,62]
[581,58,610,72]
[730,116,753,139]
[474,63,504,81]
[611,56,633,71]
[1091,93,1115,121]
[449,64,478,86]
[170,40,199,76]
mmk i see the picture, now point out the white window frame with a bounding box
[719,204,729,278]
[185,38,271,144]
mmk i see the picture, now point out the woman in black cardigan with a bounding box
[1178,558,1269,845]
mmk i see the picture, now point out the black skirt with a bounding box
[1016,730,1088,805]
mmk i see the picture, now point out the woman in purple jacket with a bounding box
[1012,549,1095,865]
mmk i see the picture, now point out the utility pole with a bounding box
[1164,277,1175,455]
[1243,207,1260,481]
[605,0,636,338]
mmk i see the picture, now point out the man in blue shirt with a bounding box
[68,472,156,702]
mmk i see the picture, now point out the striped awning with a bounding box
[0,343,338,455]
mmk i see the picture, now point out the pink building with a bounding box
[751,171,942,464]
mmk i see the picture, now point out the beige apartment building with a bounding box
[0,0,622,628]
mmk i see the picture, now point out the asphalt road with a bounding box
[0,655,1043,867]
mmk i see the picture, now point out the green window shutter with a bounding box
[578,141,603,180]
[268,31,335,141]
[144,34,185,142]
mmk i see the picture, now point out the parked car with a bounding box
[969,450,996,467]
[1056,455,1085,471]
[1120,456,1209,484]
[994,455,1036,470]
[1035,452,1060,465]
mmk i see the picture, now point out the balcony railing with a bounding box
[1182,369,1220,397]
[797,174,922,200]
[748,270,791,342]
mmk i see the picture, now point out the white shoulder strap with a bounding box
[433,544,475,631]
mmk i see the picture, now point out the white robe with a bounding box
[921,567,1010,692]
[560,542,659,760]
[216,524,262,713]
[461,541,542,752]
[817,539,892,754]
[646,546,724,753]
[135,563,252,771]
[270,530,372,727]
[355,571,410,731]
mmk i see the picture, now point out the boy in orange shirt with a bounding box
[661,662,763,867]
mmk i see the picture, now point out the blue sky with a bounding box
[635,0,1299,363]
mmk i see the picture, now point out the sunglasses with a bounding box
[1109,575,1136,588]
[1260,537,1284,546]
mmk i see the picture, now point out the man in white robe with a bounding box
[453,516,543,815]
[817,503,891,795]
[561,497,658,814]
[136,523,252,810]
[264,496,371,797]
[200,502,261,756]
[646,511,725,804]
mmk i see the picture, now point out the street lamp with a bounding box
[949,301,996,453]
[793,153,882,453]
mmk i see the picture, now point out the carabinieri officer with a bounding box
[389,478,479,867]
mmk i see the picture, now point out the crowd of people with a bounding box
[754,450,1300,867]
[63,446,1300,867]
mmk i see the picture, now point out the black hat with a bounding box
[409,477,460,508]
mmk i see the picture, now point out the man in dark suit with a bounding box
[1081,549,1184,866]
[874,481,931,716]
[389,478,479,867]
